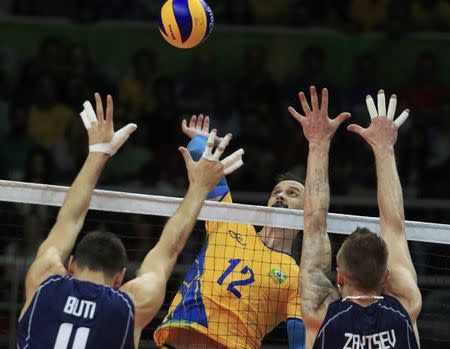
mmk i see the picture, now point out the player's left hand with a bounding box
[347,89,409,153]
[79,93,137,156]
[288,86,351,144]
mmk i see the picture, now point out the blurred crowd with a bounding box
[0,0,449,33]
[0,31,449,346]
[0,37,449,200]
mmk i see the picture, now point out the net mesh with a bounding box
[1,185,450,349]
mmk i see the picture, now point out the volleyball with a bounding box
[159,0,214,49]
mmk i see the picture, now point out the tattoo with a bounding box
[300,155,338,318]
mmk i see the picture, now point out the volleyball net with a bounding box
[0,180,449,348]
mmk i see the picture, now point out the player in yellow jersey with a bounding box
[154,115,305,349]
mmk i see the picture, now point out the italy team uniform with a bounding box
[17,275,135,349]
[154,191,303,349]
[313,294,419,349]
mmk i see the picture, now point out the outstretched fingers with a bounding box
[94,93,104,126]
[321,87,329,111]
[310,86,319,111]
[387,95,397,120]
[334,112,351,125]
[222,149,245,175]
[394,109,410,128]
[288,106,305,124]
[178,146,193,169]
[377,90,386,117]
[202,129,217,158]
[211,133,232,160]
[106,95,113,123]
[347,123,366,136]
[299,91,312,115]
[202,115,210,133]
[366,95,378,119]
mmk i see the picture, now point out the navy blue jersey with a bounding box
[17,275,135,349]
[313,294,419,349]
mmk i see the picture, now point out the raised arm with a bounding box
[120,130,244,341]
[347,90,422,326]
[23,93,136,301]
[288,87,349,336]
[182,114,243,202]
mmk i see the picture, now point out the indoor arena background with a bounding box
[0,1,449,348]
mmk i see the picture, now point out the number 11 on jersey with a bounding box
[54,323,90,349]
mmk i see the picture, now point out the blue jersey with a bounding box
[313,294,419,349]
[17,275,135,349]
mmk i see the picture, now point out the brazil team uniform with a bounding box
[17,275,135,349]
[154,192,303,349]
[313,294,419,349]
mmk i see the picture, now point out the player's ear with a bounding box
[383,268,389,287]
[68,255,75,276]
[112,268,126,289]
[336,267,345,288]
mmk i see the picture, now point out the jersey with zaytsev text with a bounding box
[313,294,419,349]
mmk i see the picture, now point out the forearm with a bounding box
[300,141,334,315]
[374,148,405,235]
[38,153,109,259]
[138,184,208,277]
[303,140,331,268]
[58,153,108,222]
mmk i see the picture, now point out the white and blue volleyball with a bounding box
[159,0,214,49]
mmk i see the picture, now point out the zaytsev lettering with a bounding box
[344,330,396,349]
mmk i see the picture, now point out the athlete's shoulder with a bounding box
[38,274,71,288]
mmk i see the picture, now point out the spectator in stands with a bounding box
[118,48,158,120]
[177,51,216,114]
[350,0,390,31]
[23,147,53,183]
[285,45,334,110]
[211,78,242,139]
[16,37,67,105]
[401,51,448,115]
[0,105,38,181]
[65,44,108,109]
[248,0,294,25]
[26,75,74,150]
[411,0,450,31]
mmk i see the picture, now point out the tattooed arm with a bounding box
[289,86,350,345]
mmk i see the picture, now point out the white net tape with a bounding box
[0,180,449,245]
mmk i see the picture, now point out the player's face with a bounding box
[268,180,304,209]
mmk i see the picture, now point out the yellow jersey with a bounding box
[154,193,302,348]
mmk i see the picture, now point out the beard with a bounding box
[272,201,288,208]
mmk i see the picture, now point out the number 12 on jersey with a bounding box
[217,259,255,298]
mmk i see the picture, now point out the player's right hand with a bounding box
[178,129,244,192]
[80,93,137,156]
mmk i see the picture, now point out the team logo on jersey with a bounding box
[269,267,287,284]
[228,230,246,245]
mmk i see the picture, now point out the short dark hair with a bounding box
[337,228,388,291]
[74,231,126,278]
[275,171,304,185]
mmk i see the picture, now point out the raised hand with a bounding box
[288,86,351,144]
[178,129,244,192]
[80,93,137,156]
[181,114,223,145]
[347,90,409,153]
[181,114,211,139]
